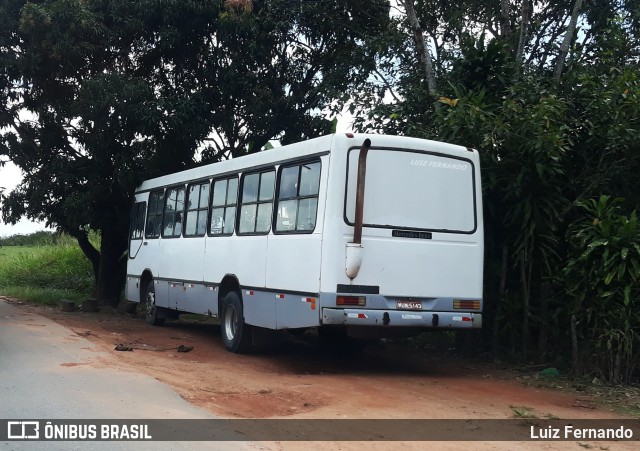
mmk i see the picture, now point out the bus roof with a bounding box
[136,133,473,193]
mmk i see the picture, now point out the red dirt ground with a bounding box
[5,297,637,450]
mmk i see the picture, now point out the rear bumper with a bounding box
[321,308,482,329]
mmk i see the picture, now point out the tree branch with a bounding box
[373,69,402,103]
[403,0,438,99]
[553,0,584,84]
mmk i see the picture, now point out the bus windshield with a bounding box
[345,148,477,233]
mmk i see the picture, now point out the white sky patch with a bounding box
[0,161,21,192]
[335,110,355,133]
[0,162,50,237]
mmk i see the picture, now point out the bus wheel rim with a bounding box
[146,291,155,316]
[225,304,237,340]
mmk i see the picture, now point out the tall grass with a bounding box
[0,244,94,304]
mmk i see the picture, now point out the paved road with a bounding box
[0,299,250,450]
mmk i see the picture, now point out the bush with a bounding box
[0,244,94,298]
[563,196,640,384]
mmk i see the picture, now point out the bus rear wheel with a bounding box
[221,291,252,353]
[144,281,165,326]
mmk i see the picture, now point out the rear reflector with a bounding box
[301,297,317,310]
[336,296,366,306]
[453,300,480,310]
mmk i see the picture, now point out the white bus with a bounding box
[126,133,484,352]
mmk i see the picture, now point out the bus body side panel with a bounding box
[266,235,322,328]
[178,282,217,316]
[203,235,276,329]
[153,279,170,309]
[160,236,206,290]
[266,154,329,329]
[125,276,140,303]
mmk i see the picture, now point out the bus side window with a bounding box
[210,176,238,236]
[275,161,321,233]
[162,186,185,238]
[145,190,164,239]
[185,181,210,237]
[130,202,146,240]
[238,170,275,234]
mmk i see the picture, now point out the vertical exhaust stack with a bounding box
[345,138,371,280]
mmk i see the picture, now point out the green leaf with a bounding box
[617,261,626,280]
[588,239,609,248]
[623,286,631,306]
[604,271,615,285]
[621,248,628,260]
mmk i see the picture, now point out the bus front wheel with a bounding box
[221,291,252,353]
[144,281,165,326]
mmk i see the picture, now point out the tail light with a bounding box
[453,300,480,310]
[336,296,366,306]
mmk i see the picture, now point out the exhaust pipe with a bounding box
[346,138,371,280]
[353,138,371,245]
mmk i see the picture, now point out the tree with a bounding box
[1,0,390,306]
[352,0,640,370]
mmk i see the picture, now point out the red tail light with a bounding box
[336,296,366,306]
[453,300,480,310]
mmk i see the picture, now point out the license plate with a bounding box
[397,301,422,310]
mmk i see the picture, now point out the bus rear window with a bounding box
[345,148,476,233]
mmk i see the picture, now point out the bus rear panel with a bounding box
[318,135,483,338]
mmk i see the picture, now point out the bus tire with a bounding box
[144,280,165,326]
[221,291,252,353]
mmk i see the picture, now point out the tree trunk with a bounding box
[519,252,530,361]
[612,342,622,384]
[96,225,127,308]
[553,0,584,83]
[500,0,511,37]
[492,244,509,357]
[403,0,438,99]
[76,233,100,291]
[570,312,580,375]
[537,281,552,360]
[515,0,531,75]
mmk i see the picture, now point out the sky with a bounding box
[0,161,51,237]
[0,114,355,238]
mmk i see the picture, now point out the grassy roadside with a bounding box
[0,244,93,305]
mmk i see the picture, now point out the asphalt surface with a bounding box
[0,299,250,450]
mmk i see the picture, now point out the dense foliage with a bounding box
[351,0,640,382]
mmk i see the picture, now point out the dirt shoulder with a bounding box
[4,297,639,450]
